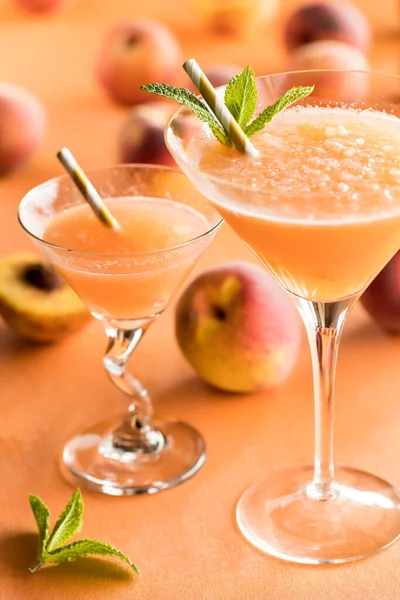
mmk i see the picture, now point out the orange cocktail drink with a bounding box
[44,196,209,320]
[196,105,400,302]
[19,165,222,496]
[166,71,400,565]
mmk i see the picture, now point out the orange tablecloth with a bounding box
[2,1,400,598]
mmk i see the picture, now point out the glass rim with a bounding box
[18,162,224,259]
[165,68,400,197]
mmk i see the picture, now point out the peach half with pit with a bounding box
[0,254,90,343]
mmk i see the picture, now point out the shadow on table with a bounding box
[0,326,53,359]
[161,374,263,406]
[345,318,385,341]
[345,317,400,348]
[1,532,134,583]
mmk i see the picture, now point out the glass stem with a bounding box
[103,325,164,455]
[293,295,360,500]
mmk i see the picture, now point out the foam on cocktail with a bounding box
[188,104,400,301]
[44,196,210,320]
[195,105,400,223]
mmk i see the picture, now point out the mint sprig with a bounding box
[29,494,50,557]
[245,84,315,137]
[37,539,138,570]
[224,65,257,130]
[140,83,232,146]
[141,65,314,149]
[46,487,83,552]
[28,489,139,575]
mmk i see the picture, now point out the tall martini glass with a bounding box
[166,71,400,563]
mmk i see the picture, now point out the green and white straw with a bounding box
[56,147,121,230]
[183,58,259,157]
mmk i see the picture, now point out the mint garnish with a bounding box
[224,65,258,130]
[140,83,232,146]
[141,65,314,148]
[28,489,139,575]
[245,84,315,137]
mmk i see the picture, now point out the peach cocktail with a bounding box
[44,196,209,320]
[195,104,400,302]
[167,71,400,564]
[18,165,222,496]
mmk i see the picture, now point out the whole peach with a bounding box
[118,103,175,166]
[284,1,371,54]
[0,83,46,175]
[285,41,370,102]
[288,40,370,71]
[204,0,278,37]
[12,0,72,12]
[95,20,182,106]
[360,253,400,334]
[175,261,302,393]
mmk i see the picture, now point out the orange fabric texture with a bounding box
[1,0,400,598]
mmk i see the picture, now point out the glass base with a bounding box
[62,417,206,496]
[236,466,400,564]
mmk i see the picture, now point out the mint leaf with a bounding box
[29,495,50,556]
[45,539,140,575]
[224,65,257,129]
[46,489,83,552]
[141,67,314,150]
[28,489,139,576]
[140,83,232,146]
[245,85,314,138]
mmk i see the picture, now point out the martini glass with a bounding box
[166,71,400,563]
[18,164,222,496]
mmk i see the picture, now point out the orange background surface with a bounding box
[2,0,400,598]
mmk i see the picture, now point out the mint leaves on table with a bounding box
[28,489,139,575]
[141,65,314,147]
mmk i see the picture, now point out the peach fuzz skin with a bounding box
[288,40,370,72]
[286,40,371,100]
[0,83,46,174]
[283,0,371,54]
[118,103,176,166]
[361,252,400,334]
[175,261,302,393]
[12,0,72,12]
[95,19,182,105]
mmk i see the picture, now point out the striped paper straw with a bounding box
[57,148,121,230]
[183,58,258,157]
